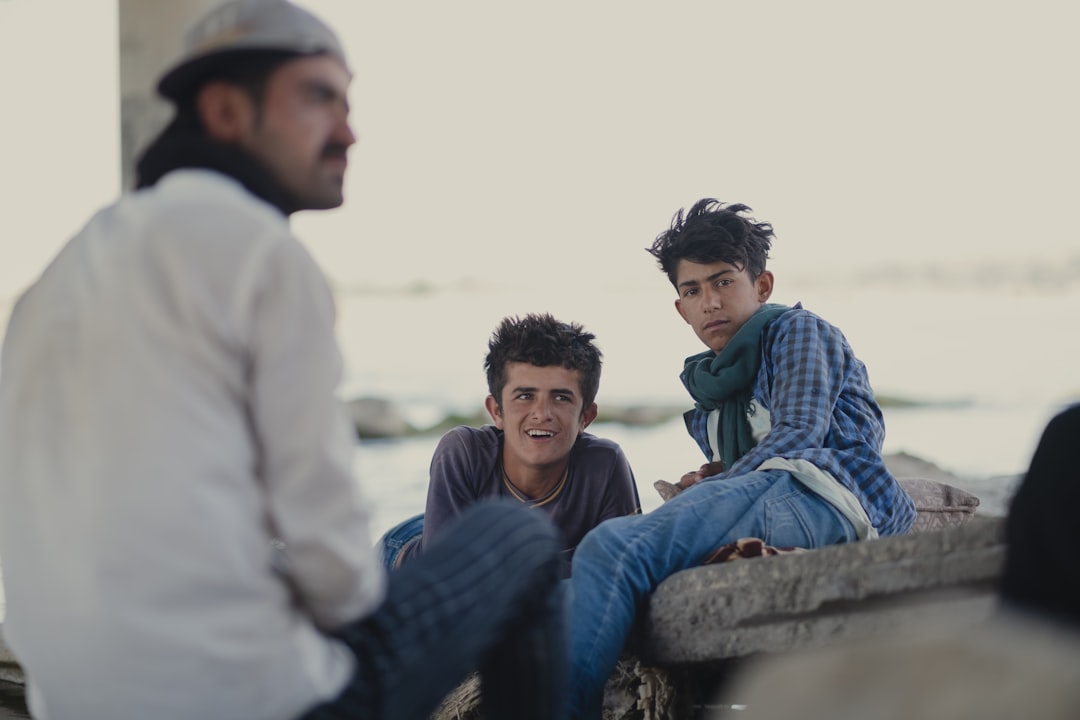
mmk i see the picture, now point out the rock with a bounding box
[345,397,411,439]
[644,517,1006,665]
[596,404,686,427]
[883,451,962,483]
[0,623,24,685]
[884,451,1021,517]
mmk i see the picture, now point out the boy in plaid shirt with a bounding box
[566,199,915,719]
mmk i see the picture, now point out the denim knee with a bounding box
[375,513,425,571]
[574,514,634,569]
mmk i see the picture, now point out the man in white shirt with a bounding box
[0,2,565,719]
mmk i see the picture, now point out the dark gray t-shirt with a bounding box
[421,425,641,571]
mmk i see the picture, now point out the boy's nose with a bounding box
[532,397,553,418]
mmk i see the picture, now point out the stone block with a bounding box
[346,396,411,439]
[0,623,23,685]
[645,518,1005,664]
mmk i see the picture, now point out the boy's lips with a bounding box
[526,429,556,439]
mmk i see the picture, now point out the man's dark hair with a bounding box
[485,314,603,412]
[168,49,303,131]
[645,199,774,288]
[134,50,308,193]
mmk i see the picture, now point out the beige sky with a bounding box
[2,0,1077,301]
[0,0,119,298]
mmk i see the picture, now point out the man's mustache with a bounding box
[322,144,349,160]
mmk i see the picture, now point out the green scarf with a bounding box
[679,303,791,469]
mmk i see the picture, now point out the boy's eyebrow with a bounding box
[509,386,578,397]
[677,268,734,290]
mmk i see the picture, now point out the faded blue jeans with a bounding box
[567,469,857,719]
[375,513,425,571]
[301,500,567,720]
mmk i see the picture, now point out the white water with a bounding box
[342,280,1080,538]
[1,278,1077,616]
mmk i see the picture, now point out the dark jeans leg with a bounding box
[300,499,567,720]
[374,512,424,571]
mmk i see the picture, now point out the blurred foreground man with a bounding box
[0,2,565,719]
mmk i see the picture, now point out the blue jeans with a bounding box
[567,470,857,719]
[375,513,424,571]
[301,500,567,720]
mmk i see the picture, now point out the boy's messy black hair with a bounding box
[646,199,774,287]
[485,313,602,411]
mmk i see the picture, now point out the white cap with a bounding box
[157,0,348,101]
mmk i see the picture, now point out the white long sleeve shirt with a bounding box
[0,170,386,720]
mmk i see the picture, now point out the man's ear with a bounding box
[674,298,690,324]
[579,402,598,432]
[195,81,256,143]
[755,270,775,302]
[484,395,504,429]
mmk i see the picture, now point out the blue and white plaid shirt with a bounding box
[685,304,916,536]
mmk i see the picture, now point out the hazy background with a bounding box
[2,0,1077,301]
[0,1,1078,491]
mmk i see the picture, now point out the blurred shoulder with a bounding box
[141,170,295,249]
[575,432,627,457]
[438,424,500,451]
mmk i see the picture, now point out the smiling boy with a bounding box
[565,199,916,718]
[380,314,641,576]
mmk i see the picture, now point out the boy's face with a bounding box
[485,362,597,477]
[674,259,774,354]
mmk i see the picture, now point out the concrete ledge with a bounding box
[0,624,23,686]
[0,520,1008,696]
[644,518,1006,665]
